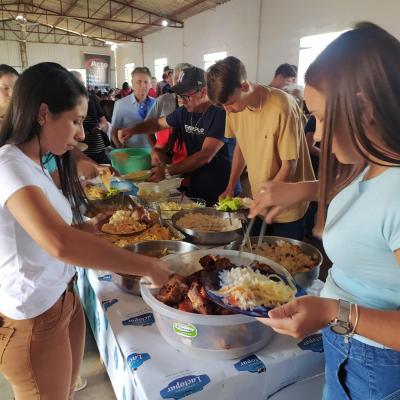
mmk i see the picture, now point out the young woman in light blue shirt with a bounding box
[250,22,400,399]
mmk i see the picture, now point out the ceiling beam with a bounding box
[0,3,143,41]
[72,0,138,38]
[128,0,204,38]
[0,3,182,27]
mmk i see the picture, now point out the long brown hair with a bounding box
[0,62,90,223]
[305,22,400,227]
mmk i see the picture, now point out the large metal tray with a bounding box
[172,207,243,245]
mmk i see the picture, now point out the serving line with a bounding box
[76,267,325,400]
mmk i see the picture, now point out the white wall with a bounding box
[115,42,143,87]
[139,0,400,84]
[258,0,400,83]
[1,41,115,86]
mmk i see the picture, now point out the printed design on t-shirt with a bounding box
[184,124,205,136]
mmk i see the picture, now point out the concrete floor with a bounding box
[0,321,116,400]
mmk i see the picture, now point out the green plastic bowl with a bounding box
[109,148,151,175]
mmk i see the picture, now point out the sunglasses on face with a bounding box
[177,90,199,101]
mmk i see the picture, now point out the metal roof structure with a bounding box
[0,0,229,47]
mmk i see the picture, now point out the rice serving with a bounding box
[216,267,296,310]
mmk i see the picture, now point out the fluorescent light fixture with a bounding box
[161,19,168,27]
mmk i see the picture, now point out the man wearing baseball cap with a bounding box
[118,66,233,206]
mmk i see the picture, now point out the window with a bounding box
[297,31,347,86]
[154,57,168,81]
[124,63,135,83]
[203,51,227,70]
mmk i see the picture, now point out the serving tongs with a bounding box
[238,218,255,259]
[256,220,267,249]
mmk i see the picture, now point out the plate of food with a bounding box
[205,262,306,318]
[101,207,154,235]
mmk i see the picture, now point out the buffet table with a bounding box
[76,267,325,400]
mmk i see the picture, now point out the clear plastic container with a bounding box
[152,196,206,220]
[140,249,280,360]
[135,178,183,202]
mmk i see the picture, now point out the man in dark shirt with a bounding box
[118,66,231,206]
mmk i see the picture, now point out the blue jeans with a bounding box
[322,327,400,400]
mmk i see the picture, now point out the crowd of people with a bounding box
[0,21,399,400]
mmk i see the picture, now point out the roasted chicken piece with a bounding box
[199,255,235,271]
[250,260,275,275]
[156,274,188,305]
[178,296,194,313]
[187,281,212,314]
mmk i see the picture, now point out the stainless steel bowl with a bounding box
[225,236,323,288]
[172,207,243,245]
[111,240,200,295]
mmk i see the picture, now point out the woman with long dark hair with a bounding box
[0,62,169,399]
[250,23,400,399]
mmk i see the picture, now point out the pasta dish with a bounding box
[176,213,241,232]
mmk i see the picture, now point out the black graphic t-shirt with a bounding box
[166,105,231,205]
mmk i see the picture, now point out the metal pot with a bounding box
[172,208,243,245]
[111,240,200,295]
[225,236,323,288]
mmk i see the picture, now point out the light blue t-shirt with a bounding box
[111,94,155,148]
[321,167,400,347]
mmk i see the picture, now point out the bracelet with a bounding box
[349,303,359,337]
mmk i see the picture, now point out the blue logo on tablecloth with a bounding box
[234,355,266,374]
[98,274,112,281]
[160,374,210,399]
[122,313,155,327]
[297,333,324,353]
[127,352,151,370]
[102,298,118,311]
[114,346,119,370]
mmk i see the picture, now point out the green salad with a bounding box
[215,197,252,212]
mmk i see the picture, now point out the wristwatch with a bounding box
[329,299,353,335]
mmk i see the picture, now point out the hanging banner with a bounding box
[84,53,110,88]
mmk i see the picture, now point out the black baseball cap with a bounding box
[170,66,205,95]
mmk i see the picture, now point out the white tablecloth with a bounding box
[76,268,325,400]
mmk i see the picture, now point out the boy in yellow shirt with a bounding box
[207,56,314,239]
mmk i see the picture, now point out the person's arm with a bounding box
[72,148,111,179]
[305,132,321,158]
[220,144,246,199]
[271,159,297,182]
[257,293,400,351]
[99,116,109,131]
[149,137,224,182]
[111,100,123,148]
[249,180,319,222]
[111,126,123,148]
[6,186,170,287]
[168,137,223,175]
[118,117,170,144]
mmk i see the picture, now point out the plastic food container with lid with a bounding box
[140,249,282,360]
